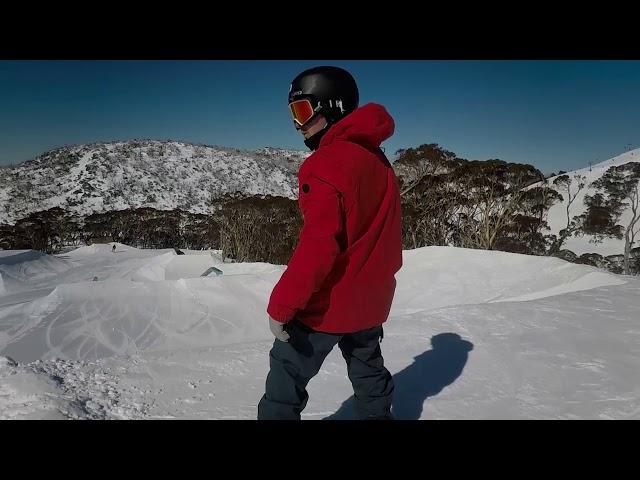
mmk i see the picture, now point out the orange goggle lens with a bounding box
[289,99,315,127]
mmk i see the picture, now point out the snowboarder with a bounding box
[258,66,403,420]
[112,244,116,253]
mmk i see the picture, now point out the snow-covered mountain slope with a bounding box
[537,148,640,256]
[0,140,307,225]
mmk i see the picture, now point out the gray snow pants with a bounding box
[257,319,394,420]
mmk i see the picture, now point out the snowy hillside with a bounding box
[539,148,640,256]
[1,244,639,419]
[0,140,307,225]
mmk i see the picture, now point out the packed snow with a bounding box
[1,242,638,419]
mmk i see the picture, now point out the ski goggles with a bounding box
[288,99,318,127]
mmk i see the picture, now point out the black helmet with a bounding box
[288,66,359,126]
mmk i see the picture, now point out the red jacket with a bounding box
[267,103,403,333]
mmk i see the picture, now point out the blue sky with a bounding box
[1,60,639,173]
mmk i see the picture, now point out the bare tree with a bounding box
[550,173,586,252]
[589,163,640,274]
[455,161,538,251]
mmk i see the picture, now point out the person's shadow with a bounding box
[324,332,474,420]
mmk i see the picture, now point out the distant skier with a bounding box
[112,245,116,253]
[258,66,403,420]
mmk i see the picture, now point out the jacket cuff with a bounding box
[267,303,296,323]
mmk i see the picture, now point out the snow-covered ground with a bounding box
[1,243,639,419]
